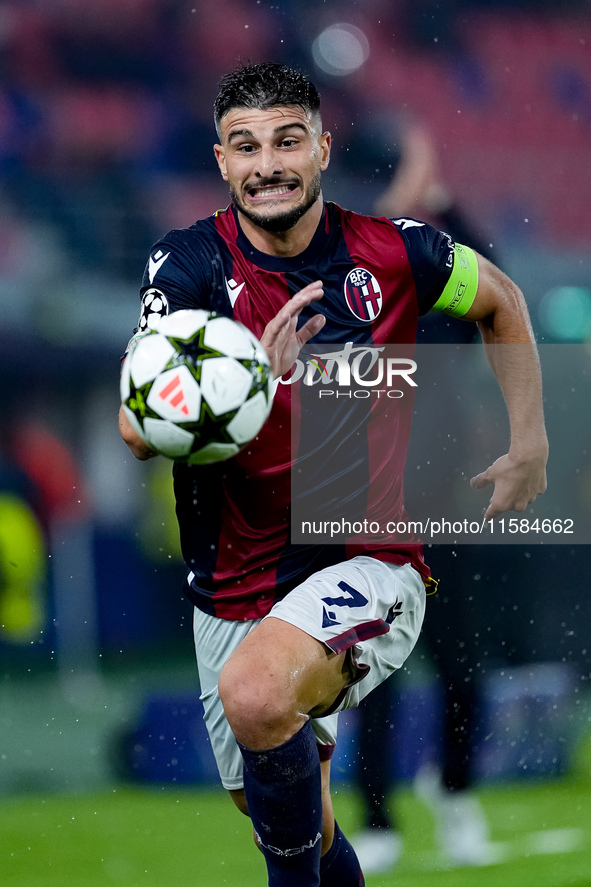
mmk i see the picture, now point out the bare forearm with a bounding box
[475,276,547,459]
[466,256,548,517]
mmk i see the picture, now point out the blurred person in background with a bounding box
[0,436,47,648]
[350,120,506,874]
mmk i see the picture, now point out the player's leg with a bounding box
[316,757,365,887]
[218,616,353,749]
[218,556,425,886]
[228,738,364,886]
[194,606,361,884]
[317,757,365,887]
[218,617,352,886]
[218,556,426,749]
[228,756,335,846]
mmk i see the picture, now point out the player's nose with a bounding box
[255,145,283,178]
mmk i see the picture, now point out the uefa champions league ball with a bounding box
[120,309,274,464]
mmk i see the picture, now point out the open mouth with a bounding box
[247,182,299,200]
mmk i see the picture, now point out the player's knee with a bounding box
[218,657,294,746]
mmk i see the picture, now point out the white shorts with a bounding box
[193,555,426,790]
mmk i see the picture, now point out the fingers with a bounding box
[483,493,514,523]
[259,280,325,379]
[483,492,531,523]
[293,279,324,303]
[481,481,510,522]
[472,452,547,521]
[287,280,324,322]
[479,479,541,522]
[482,504,498,523]
[265,280,324,335]
[289,281,325,346]
[470,471,492,490]
[297,313,326,345]
[281,279,323,314]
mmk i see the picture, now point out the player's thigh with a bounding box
[220,615,353,721]
[194,606,341,790]
[267,555,426,712]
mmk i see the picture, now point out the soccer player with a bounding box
[119,63,548,887]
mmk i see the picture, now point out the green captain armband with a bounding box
[432,243,479,317]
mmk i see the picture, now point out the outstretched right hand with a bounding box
[260,280,325,379]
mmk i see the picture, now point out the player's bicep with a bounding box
[460,254,519,324]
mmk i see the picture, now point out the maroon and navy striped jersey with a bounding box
[135,202,457,620]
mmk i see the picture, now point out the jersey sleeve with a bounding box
[133,228,213,339]
[389,217,478,317]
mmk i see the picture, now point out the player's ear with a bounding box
[214,144,228,181]
[319,131,331,171]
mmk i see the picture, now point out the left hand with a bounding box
[470,450,548,522]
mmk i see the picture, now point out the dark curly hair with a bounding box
[214,63,321,136]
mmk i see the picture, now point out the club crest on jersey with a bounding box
[344,268,383,322]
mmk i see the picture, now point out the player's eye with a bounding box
[280,138,298,148]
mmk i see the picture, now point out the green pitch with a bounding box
[2,761,590,887]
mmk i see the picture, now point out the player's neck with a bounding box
[236,197,324,258]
